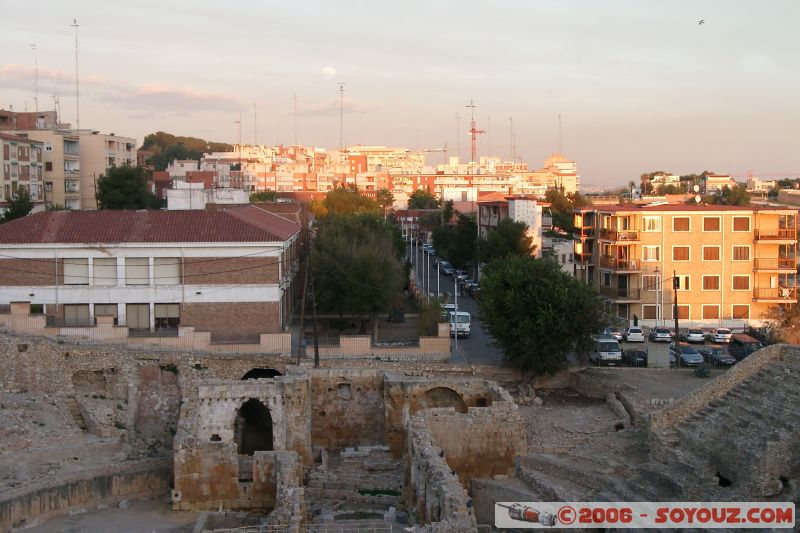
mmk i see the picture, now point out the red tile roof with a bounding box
[0,205,300,245]
[576,203,797,213]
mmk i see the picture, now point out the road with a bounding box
[410,250,505,366]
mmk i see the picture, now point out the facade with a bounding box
[574,204,798,327]
[0,132,44,204]
[746,176,777,193]
[477,196,543,258]
[166,181,249,210]
[0,206,301,340]
[703,174,737,193]
[544,237,575,274]
[77,132,137,209]
[12,129,82,209]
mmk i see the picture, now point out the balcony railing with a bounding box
[599,256,641,271]
[599,286,641,300]
[754,258,796,270]
[599,228,639,241]
[754,228,797,240]
[753,287,797,301]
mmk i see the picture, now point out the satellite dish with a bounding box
[695,195,701,203]
[693,185,700,193]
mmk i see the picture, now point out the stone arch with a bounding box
[234,398,274,455]
[422,387,467,413]
[241,368,282,380]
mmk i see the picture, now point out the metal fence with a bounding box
[205,523,391,533]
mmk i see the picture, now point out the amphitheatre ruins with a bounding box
[0,319,798,532]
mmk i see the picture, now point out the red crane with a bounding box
[465,99,485,163]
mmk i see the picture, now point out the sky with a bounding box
[0,0,798,187]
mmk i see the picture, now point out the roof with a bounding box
[0,132,43,144]
[575,203,798,214]
[0,205,300,245]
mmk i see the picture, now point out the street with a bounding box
[410,249,505,366]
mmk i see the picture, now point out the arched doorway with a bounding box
[234,398,274,455]
[241,368,282,380]
[421,387,467,413]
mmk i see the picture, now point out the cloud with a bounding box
[296,97,377,117]
[100,83,244,115]
[321,66,337,79]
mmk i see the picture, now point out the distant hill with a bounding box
[140,131,233,171]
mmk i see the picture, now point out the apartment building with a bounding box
[0,206,301,341]
[574,204,798,327]
[11,129,81,209]
[0,132,44,203]
[477,196,543,258]
[78,132,137,209]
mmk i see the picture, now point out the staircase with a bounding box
[64,396,88,431]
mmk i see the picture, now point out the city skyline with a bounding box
[0,0,798,186]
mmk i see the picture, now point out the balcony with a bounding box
[599,286,641,301]
[753,287,797,302]
[754,258,796,271]
[599,256,641,272]
[599,228,639,242]
[754,229,797,241]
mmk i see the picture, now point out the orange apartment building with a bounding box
[573,204,798,328]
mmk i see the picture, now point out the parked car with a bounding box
[464,280,479,295]
[623,326,645,342]
[648,327,673,343]
[622,348,648,367]
[699,345,736,366]
[706,327,732,344]
[682,328,706,343]
[589,336,622,366]
[670,342,704,366]
[440,262,455,276]
[603,327,624,342]
[441,303,457,320]
[728,333,763,361]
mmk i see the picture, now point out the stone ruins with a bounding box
[0,331,798,532]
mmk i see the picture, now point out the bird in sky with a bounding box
[698,19,705,25]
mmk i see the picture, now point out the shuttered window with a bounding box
[126,304,150,330]
[64,304,90,326]
[125,258,149,285]
[733,217,750,231]
[732,305,750,319]
[702,305,720,319]
[155,303,180,331]
[703,246,720,261]
[732,276,750,290]
[702,276,720,290]
[154,258,181,285]
[672,246,690,261]
[93,258,117,286]
[63,258,88,285]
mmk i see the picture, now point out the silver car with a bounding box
[707,328,732,343]
[683,328,706,343]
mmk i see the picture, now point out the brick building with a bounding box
[0,205,301,340]
[0,132,44,204]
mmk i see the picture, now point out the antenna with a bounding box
[337,82,345,152]
[293,93,298,147]
[70,19,80,131]
[53,93,60,121]
[29,44,38,113]
[465,99,484,164]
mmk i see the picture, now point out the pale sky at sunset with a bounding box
[0,0,798,186]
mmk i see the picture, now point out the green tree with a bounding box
[478,218,534,263]
[478,256,608,373]
[312,214,405,339]
[1,189,33,223]
[656,184,683,195]
[432,213,477,270]
[250,190,278,202]
[96,166,160,210]
[441,200,454,224]
[408,189,440,209]
[376,188,394,218]
[141,131,231,171]
[639,171,669,196]
[703,184,751,206]
[323,186,379,216]
[544,188,591,232]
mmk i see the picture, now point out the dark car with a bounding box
[699,345,736,366]
[728,333,763,361]
[622,348,648,367]
[670,342,704,366]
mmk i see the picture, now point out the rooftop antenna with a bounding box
[29,44,38,113]
[465,99,484,164]
[70,18,80,131]
[338,82,345,152]
[293,93,298,147]
[52,93,60,120]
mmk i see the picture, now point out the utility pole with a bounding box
[453,276,458,355]
[309,263,321,368]
[70,19,80,131]
[297,252,310,364]
[293,93,298,147]
[673,270,680,350]
[338,82,345,153]
[30,44,38,113]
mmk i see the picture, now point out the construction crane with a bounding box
[466,99,484,163]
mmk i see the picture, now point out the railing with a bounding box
[754,228,797,240]
[599,228,639,241]
[205,522,392,532]
[599,256,641,271]
[753,287,797,300]
[599,286,641,300]
[753,258,796,270]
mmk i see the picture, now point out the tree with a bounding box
[141,131,231,171]
[477,256,608,373]
[96,166,160,210]
[408,189,440,209]
[312,214,405,339]
[441,200,454,224]
[639,171,669,196]
[376,188,394,218]
[322,186,379,216]
[763,304,800,345]
[702,185,751,206]
[478,218,534,264]
[250,190,278,202]
[544,188,591,232]
[432,213,477,270]
[1,189,33,223]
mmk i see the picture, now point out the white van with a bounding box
[449,311,471,338]
[589,336,622,365]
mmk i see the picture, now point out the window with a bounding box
[125,257,149,285]
[703,246,720,261]
[154,257,181,285]
[63,258,89,285]
[732,305,750,319]
[29,304,44,315]
[642,216,661,232]
[642,305,659,320]
[642,246,660,261]
[603,272,611,286]
[732,246,750,261]
[154,303,180,331]
[703,217,720,231]
[702,275,720,290]
[64,304,90,326]
[94,304,118,325]
[676,275,690,291]
[673,217,690,231]
[45,162,52,172]
[733,216,750,231]
[642,275,659,291]
[673,305,689,319]
[126,303,150,330]
[702,305,720,320]
[672,246,690,261]
[732,275,750,290]
[93,258,117,286]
